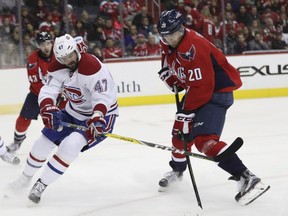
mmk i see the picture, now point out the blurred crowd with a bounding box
[0,0,288,67]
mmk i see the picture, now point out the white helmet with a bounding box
[54,34,80,63]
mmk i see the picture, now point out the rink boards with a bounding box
[0,53,288,114]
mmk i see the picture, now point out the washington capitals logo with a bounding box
[178,45,196,62]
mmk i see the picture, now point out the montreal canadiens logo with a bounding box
[64,86,86,104]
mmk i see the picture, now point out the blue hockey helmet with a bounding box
[157,9,184,36]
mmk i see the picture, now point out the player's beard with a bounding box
[67,61,78,71]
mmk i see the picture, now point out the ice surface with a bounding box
[0,97,288,216]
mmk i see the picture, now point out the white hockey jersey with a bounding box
[38,52,118,121]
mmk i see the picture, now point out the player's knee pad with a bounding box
[30,134,55,161]
[171,136,194,159]
[15,115,31,132]
[194,135,227,157]
[57,132,87,162]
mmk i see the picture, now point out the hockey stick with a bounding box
[59,121,215,161]
[59,121,243,162]
[174,86,203,209]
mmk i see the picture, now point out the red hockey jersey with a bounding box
[161,28,242,111]
[26,50,54,96]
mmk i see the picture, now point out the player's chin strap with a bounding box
[59,121,242,163]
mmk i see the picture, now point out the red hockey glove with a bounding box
[40,105,62,130]
[75,36,88,53]
[172,111,195,138]
[158,67,185,92]
[86,112,106,144]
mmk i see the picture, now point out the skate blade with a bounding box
[158,186,168,192]
[238,182,270,206]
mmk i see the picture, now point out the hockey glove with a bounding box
[40,105,62,130]
[75,36,88,53]
[158,67,185,92]
[172,111,195,138]
[86,112,106,145]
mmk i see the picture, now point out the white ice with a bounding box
[0,97,288,216]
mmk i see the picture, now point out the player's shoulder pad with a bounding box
[78,53,102,76]
[27,50,40,62]
[48,59,67,72]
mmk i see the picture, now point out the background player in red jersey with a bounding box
[7,32,54,153]
[156,9,269,205]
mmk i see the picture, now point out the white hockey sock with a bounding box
[40,154,70,185]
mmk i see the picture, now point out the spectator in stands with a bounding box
[0,7,16,26]
[249,19,263,37]
[33,0,49,27]
[279,12,288,33]
[271,31,288,49]
[150,24,160,44]
[103,17,121,45]
[200,5,216,44]
[74,20,88,39]
[100,0,119,21]
[92,44,103,62]
[102,37,123,60]
[235,33,249,54]
[248,31,270,50]
[123,0,141,19]
[87,17,106,46]
[248,5,260,26]
[80,10,93,32]
[124,24,138,56]
[217,11,239,41]
[226,24,238,54]
[21,7,37,31]
[236,5,253,26]
[262,16,277,44]
[132,33,148,57]
[178,0,204,33]
[39,13,57,33]
[65,4,77,30]
[137,16,153,37]
[146,33,161,56]
[0,42,20,67]
[0,17,15,42]
[209,0,221,17]
[132,6,154,27]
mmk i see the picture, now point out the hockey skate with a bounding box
[231,169,270,205]
[158,171,183,192]
[6,142,22,153]
[9,173,32,190]
[0,152,20,165]
[28,179,47,204]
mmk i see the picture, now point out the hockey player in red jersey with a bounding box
[6,32,55,153]
[10,34,118,204]
[0,136,20,165]
[157,9,270,205]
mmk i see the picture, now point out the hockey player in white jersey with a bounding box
[0,137,20,165]
[10,34,118,204]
